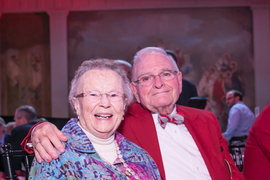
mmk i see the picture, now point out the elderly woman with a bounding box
[29,59,161,179]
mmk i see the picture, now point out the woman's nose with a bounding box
[99,94,111,108]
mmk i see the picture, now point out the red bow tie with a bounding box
[158,113,184,129]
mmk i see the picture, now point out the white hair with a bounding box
[132,47,179,81]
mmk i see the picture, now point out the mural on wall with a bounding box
[68,7,254,131]
[0,13,51,117]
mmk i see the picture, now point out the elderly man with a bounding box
[223,90,255,143]
[9,105,38,170]
[165,50,198,106]
[22,47,244,180]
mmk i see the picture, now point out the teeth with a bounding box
[95,114,112,119]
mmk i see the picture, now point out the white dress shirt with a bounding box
[152,107,211,180]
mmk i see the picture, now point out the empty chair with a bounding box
[1,143,34,180]
[228,136,247,172]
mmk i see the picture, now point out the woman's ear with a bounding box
[72,98,80,116]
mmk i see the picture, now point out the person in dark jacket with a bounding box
[7,105,38,170]
[165,50,198,106]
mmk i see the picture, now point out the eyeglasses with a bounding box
[133,70,178,87]
[75,91,125,102]
[226,97,234,101]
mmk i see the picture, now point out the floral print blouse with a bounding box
[29,118,161,180]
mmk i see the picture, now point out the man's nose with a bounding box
[154,75,164,89]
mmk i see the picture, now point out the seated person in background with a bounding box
[0,117,8,172]
[37,117,48,122]
[223,90,255,143]
[186,96,211,111]
[29,59,160,179]
[5,121,15,134]
[0,117,7,147]
[243,103,270,180]
[23,47,243,180]
[7,105,38,170]
[115,59,132,82]
[177,78,198,106]
[165,50,198,106]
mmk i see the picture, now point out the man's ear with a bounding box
[235,96,240,102]
[21,116,28,124]
[177,71,183,94]
[130,82,140,103]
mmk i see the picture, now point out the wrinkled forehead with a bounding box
[138,50,169,60]
[78,69,124,92]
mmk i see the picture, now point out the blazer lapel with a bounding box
[128,103,166,179]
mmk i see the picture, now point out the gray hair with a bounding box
[132,47,179,81]
[69,58,133,112]
[15,105,37,122]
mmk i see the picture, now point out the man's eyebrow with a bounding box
[137,72,151,78]
[137,68,173,78]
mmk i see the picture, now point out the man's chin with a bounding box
[152,102,174,110]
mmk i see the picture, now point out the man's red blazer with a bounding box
[118,102,244,180]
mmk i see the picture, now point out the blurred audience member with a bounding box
[165,50,198,106]
[0,117,6,147]
[0,117,5,174]
[186,96,211,111]
[223,90,255,143]
[243,103,270,180]
[0,117,10,173]
[37,117,48,122]
[8,105,38,170]
[115,59,132,81]
[5,121,15,134]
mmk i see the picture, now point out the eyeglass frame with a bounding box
[226,97,235,101]
[74,91,126,102]
[133,69,179,87]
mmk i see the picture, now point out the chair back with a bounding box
[1,143,34,180]
[229,136,247,145]
[229,144,245,172]
[228,136,247,172]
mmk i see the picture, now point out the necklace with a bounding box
[98,140,139,179]
[114,140,139,180]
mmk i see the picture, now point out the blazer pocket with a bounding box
[224,159,232,180]
[214,150,232,179]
